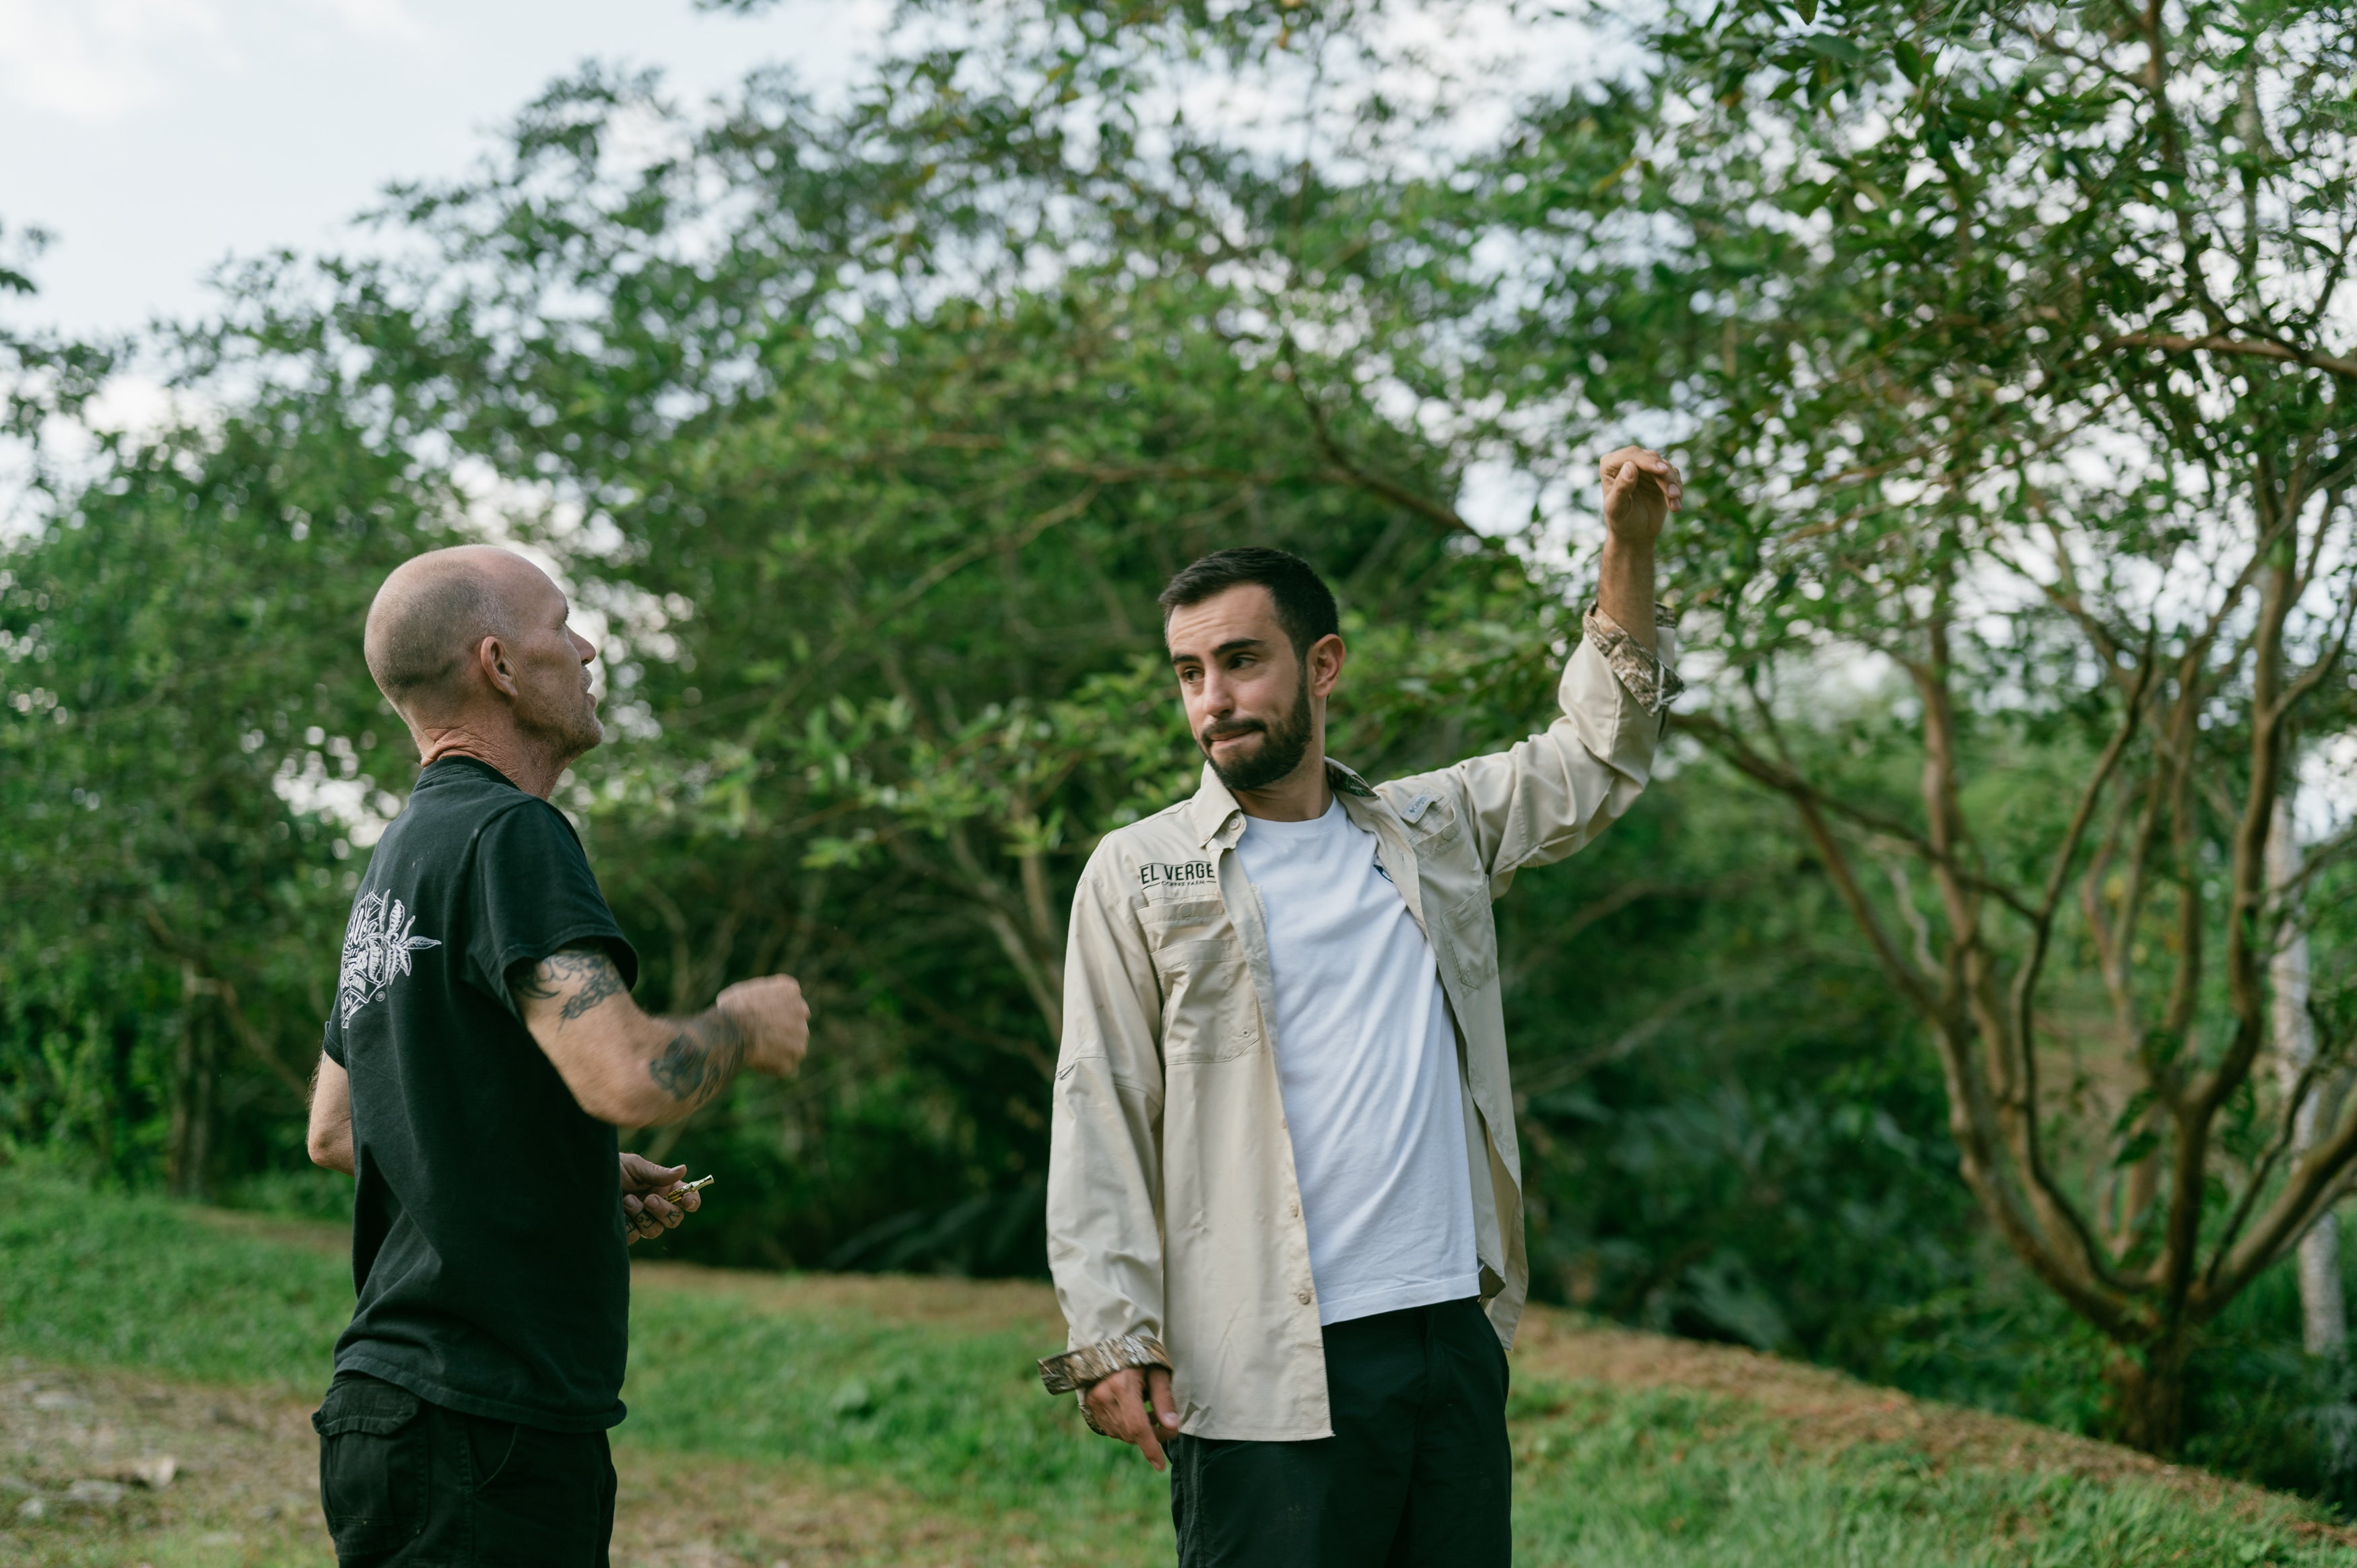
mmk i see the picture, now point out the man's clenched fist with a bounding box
[1599,446,1682,546]
[717,974,810,1077]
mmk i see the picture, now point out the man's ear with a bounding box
[1306,633,1347,700]
[477,634,522,700]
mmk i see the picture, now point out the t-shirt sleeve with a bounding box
[463,801,640,1020]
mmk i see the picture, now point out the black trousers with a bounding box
[1169,1296,1511,1568]
[313,1372,616,1567]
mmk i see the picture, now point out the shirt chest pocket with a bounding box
[1141,899,1256,1065]
[1407,798,1466,857]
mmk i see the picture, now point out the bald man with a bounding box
[303,546,810,1568]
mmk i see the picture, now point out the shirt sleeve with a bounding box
[463,800,640,1020]
[1389,603,1682,896]
[1044,844,1169,1356]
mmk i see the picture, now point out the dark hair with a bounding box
[1158,547,1339,658]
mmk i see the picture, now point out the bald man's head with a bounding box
[365,545,604,780]
[364,547,539,712]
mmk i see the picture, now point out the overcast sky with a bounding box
[0,0,886,340]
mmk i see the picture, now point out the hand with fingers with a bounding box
[1082,1365,1183,1472]
[1599,445,1683,547]
[618,1151,702,1244]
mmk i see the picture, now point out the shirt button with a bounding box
[1296,1289,1314,1305]
[1287,1200,1299,1219]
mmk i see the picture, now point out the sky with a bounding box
[0,0,888,340]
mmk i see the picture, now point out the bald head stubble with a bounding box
[365,546,603,768]
[364,550,517,707]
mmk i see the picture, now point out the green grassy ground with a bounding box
[0,1171,2348,1567]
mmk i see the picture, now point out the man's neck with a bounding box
[1230,749,1333,823]
[416,722,570,800]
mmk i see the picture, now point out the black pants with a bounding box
[1169,1296,1511,1568]
[313,1373,616,1567]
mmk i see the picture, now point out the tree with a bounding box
[0,389,459,1192]
[43,55,1502,1261]
[1464,0,2357,1449]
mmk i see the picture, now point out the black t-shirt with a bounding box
[323,755,639,1431]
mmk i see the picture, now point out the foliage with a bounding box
[0,390,456,1193]
[1452,0,2357,1450]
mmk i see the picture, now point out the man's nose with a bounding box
[1197,670,1234,717]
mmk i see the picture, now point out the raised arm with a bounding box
[510,947,809,1128]
[1386,446,1684,887]
[1597,446,1675,654]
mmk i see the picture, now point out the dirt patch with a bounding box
[631,1264,1067,1340]
[0,1358,1081,1568]
[607,1462,1071,1568]
[0,1356,329,1566]
[1510,1308,2357,1545]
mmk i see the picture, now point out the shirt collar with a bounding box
[1183,756,1381,851]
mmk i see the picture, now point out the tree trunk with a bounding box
[2270,792,2347,1356]
[166,1004,215,1199]
[2105,1338,2190,1455]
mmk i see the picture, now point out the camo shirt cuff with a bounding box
[1584,603,1684,717]
[1038,1334,1172,1396]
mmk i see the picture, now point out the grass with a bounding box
[0,1169,2350,1567]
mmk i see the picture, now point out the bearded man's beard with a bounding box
[1199,672,1314,793]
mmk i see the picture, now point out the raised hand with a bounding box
[1599,446,1682,547]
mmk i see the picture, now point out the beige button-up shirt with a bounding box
[1044,605,1680,1441]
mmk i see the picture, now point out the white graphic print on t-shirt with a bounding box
[337,891,443,1023]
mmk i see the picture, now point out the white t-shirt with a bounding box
[1234,797,1482,1326]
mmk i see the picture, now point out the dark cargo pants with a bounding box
[313,1372,616,1567]
[1168,1295,1512,1567]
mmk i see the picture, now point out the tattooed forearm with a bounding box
[513,948,628,1019]
[648,1011,748,1105]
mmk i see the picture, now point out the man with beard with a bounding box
[303,545,810,1566]
[1038,448,1684,1565]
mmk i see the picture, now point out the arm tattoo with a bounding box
[514,947,628,1020]
[649,1011,748,1105]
